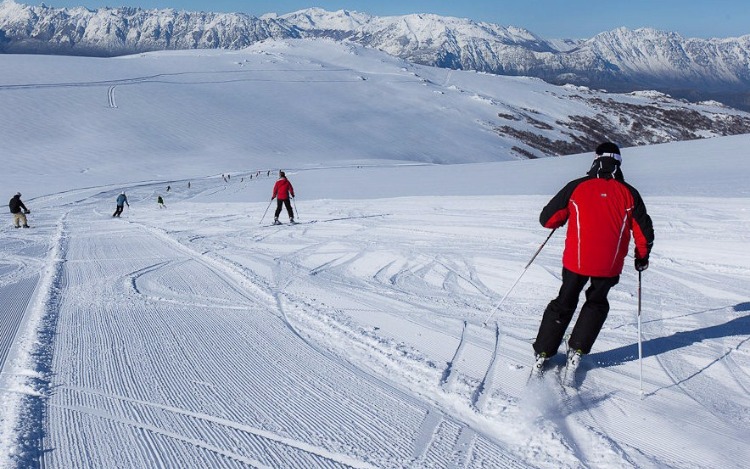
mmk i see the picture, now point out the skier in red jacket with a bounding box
[271,171,295,225]
[533,142,654,375]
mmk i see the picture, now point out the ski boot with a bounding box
[531,352,548,378]
[273,217,281,225]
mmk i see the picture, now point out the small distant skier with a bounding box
[188,181,191,189]
[157,195,166,208]
[113,191,129,217]
[271,170,295,225]
[532,142,654,378]
[166,185,171,192]
[9,192,30,228]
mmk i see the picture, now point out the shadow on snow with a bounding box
[588,305,750,368]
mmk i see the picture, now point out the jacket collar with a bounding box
[587,157,624,181]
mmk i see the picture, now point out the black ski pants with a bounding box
[533,267,619,357]
[113,205,125,217]
[274,199,293,219]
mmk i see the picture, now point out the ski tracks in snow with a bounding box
[107,85,118,108]
[41,215,401,467]
[7,203,519,468]
[440,319,502,412]
[5,183,749,468]
[259,214,619,467]
[440,321,469,393]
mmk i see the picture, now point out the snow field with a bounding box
[0,39,749,468]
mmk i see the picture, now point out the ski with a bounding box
[263,220,314,227]
[526,352,581,390]
[526,352,556,386]
[561,347,582,389]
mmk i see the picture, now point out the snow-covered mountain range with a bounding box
[2,2,750,110]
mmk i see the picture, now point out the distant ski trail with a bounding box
[107,85,117,108]
[0,68,358,92]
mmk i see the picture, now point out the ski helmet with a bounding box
[595,142,621,162]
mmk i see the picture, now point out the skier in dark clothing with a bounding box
[532,142,654,376]
[113,192,130,217]
[9,192,30,228]
[271,171,295,225]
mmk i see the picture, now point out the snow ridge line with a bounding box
[0,214,68,468]
[61,387,380,469]
[472,323,501,412]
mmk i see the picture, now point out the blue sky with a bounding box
[36,1,750,39]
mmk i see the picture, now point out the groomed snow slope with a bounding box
[0,138,748,467]
[0,40,749,469]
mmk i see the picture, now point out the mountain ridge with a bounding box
[2,2,749,109]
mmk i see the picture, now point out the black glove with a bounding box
[635,257,649,272]
[24,209,30,214]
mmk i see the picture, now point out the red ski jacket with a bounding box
[272,177,295,200]
[540,158,654,278]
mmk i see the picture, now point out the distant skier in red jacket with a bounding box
[532,142,654,375]
[271,171,295,225]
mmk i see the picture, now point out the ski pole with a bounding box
[481,228,556,327]
[260,199,273,225]
[292,197,299,220]
[638,270,644,397]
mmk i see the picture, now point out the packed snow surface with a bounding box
[1,39,749,468]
